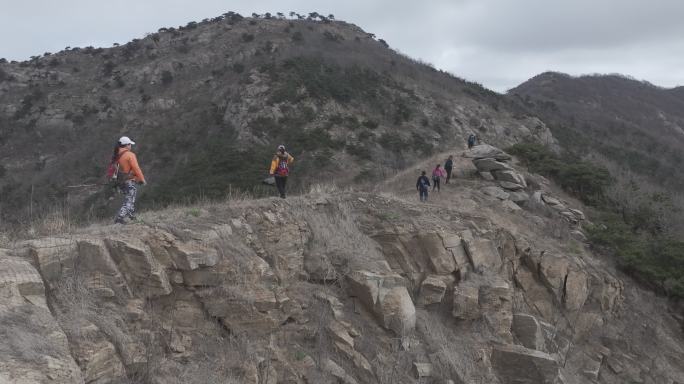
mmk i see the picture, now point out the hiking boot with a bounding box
[114,217,126,225]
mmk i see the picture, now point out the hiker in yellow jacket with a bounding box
[269,145,294,199]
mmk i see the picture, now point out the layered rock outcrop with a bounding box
[0,190,680,384]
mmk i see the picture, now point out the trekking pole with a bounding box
[65,183,107,189]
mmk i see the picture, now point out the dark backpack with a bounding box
[419,176,429,189]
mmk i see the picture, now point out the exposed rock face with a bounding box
[0,255,83,384]
[473,158,514,172]
[491,344,560,384]
[461,230,502,272]
[492,170,528,187]
[418,275,447,305]
[0,191,680,384]
[512,313,545,351]
[453,284,481,320]
[465,144,513,161]
[347,270,416,335]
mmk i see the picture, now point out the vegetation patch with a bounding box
[509,142,683,298]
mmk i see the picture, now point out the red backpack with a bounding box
[276,157,289,176]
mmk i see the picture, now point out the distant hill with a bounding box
[510,72,684,191]
[0,12,552,223]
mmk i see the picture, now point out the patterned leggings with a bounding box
[116,181,137,220]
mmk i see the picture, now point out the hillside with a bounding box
[510,72,684,190]
[0,13,551,225]
[2,143,682,384]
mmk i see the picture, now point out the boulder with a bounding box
[322,359,359,384]
[418,275,447,305]
[563,269,589,312]
[413,362,433,378]
[77,239,132,298]
[479,278,513,338]
[347,270,403,308]
[512,313,545,351]
[347,271,415,334]
[104,238,172,297]
[465,144,512,161]
[0,257,85,383]
[501,200,522,211]
[165,242,219,271]
[328,320,354,348]
[541,194,562,206]
[448,243,470,270]
[416,232,457,274]
[28,238,78,289]
[333,341,374,380]
[482,186,510,200]
[499,181,524,191]
[492,170,527,187]
[560,211,579,224]
[508,191,530,204]
[461,231,502,272]
[453,284,480,320]
[473,158,513,172]
[375,286,416,335]
[491,344,560,384]
[530,190,544,205]
[568,208,586,221]
[479,171,496,181]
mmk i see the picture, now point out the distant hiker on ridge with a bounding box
[269,145,294,199]
[416,170,431,202]
[432,164,446,192]
[467,133,476,149]
[444,155,454,184]
[110,136,146,224]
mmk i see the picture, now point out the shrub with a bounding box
[291,31,304,42]
[161,70,173,85]
[362,119,379,129]
[507,142,611,205]
[103,61,116,76]
[242,33,255,42]
[232,63,245,73]
[266,57,386,104]
[587,215,684,298]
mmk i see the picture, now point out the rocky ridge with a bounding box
[1,145,682,384]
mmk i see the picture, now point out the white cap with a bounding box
[119,136,135,145]
[277,145,285,150]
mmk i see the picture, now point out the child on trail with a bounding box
[110,136,146,224]
[416,171,431,202]
[269,145,294,199]
[444,155,454,184]
[432,164,446,192]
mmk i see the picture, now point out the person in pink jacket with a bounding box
[432,164,446,192]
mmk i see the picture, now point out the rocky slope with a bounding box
[1,144,682,384]
[0,14,552,223]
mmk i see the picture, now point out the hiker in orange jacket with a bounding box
[269,145,294,198]
[113,136,146,224]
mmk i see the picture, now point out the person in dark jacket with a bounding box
[416,170,431,202]
[467,134,476,149]
[444,155,454,184]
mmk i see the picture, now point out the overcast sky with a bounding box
[1,0,683,92]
